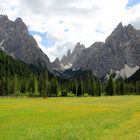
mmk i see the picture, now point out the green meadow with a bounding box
[0,96,140,140]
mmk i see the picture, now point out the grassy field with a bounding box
[0,96,140,140]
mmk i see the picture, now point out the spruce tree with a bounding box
[34,76,39,96]
[120,80,125,95]
[96,80,101,96]
[106,76,114,96]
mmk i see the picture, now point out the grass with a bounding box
[0,96,140,140]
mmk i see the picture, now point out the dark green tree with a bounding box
[106,76,114,96]
[119,79,125,95]
[96,80,101,96]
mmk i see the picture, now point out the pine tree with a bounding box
[0,76,5,95]
[119,79,125,95]
[96,80,101,96]
[106,76,114,96]
[77,81,82,96]
[51,78,58,97]
[74,80,78,96]
[12,75,20,96]
[34,76,39,96]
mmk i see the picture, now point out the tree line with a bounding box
[0,50,140,96]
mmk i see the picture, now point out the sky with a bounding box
[0,0,140,61]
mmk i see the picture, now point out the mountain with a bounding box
[128,68,140,81]
[73,23,140,78]
[0,49,35,77]
[52,58,61,71]
[62,69,96,81]
[1,15,139,80]
[0,15,53,73]
[52,42,85,71]
[61,42,85,65]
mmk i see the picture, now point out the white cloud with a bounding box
[0,0,140,61]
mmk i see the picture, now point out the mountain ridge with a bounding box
[0,15,54,74]
[71,23,140,78]
[52,22,140,79]
[0,15,140,79]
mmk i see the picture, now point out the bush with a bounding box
[57,91,62,97]
[83,93,89,97]
[61,90,67,96]
[67,93,75,97]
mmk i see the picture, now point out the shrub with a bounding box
[57,91,62,97]
[83,93,89,97]
[67,93,75,97]
[61,90,67,97]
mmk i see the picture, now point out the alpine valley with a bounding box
[0,15,140,96]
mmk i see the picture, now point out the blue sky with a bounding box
[1,0,140,61]
[127,0,140,7]
[29,31,55,47]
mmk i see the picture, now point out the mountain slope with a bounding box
[62,69,96,81]
[0,15,53,73]
[0,49,35,77]
[128,68,140,81]
[73,23,140,78]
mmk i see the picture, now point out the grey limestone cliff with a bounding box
[0,15,53,73]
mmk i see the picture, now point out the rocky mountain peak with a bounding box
[75,42,81,48]
[52,42,85,71]
[107,23,138,43]
[15,17,23,23]
[73,42,85,52]
[52,57,62,71]
[0,15,53,73]
[71,42,85,59]
[67,49,71,57]
[116,22,123,29]
[0,15,8,21]
[65,42,85,64]
[125,24,139,40]
[73,22,140,78]
[126,24,135,31]
[61,54,70,66]
[110,22,125,37]
[105,22,129,44]
[14,17,28,35]
[0,15,9,29]
[55,57,60,62]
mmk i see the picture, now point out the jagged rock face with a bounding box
[105,22,140,67]
[0,15,53,73]
[61,42,85,66]
[73,23,140,78]
[51,58,62,71]
[106,23,139,77]
[61,52,71,66]
[70,42,85,64]
[52,42,85,71]
[73,42,109,78]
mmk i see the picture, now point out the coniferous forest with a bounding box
[0,50,140,97]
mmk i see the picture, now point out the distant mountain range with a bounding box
[52,23,140,79]
[0,15,140,80]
